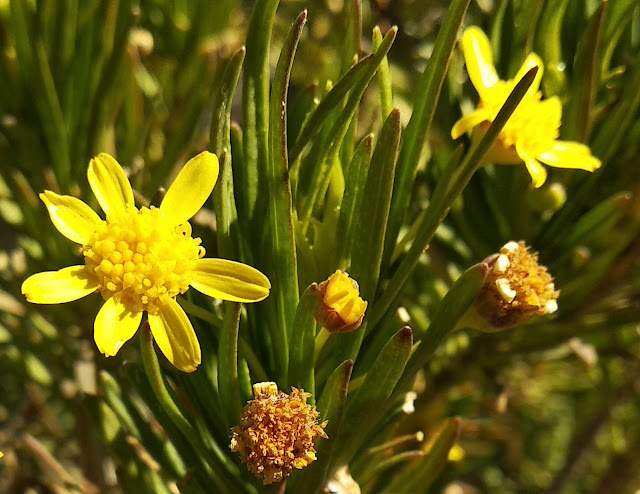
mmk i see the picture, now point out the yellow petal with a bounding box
[148,296,201,373]
[94,297,142,357]
[538,96,562,123]
[451,110,489,139]
[461,26,499,97]
[190,258,271,303]
[517,145,547,188]
[513,53,544,94]
[40,191,102,244]
[538,141,602,171]
[161,152,219,226]
[22,266,98,304]
[88,153,135,217]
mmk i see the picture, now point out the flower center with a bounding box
[82,206,204,314]
[481,81,560,158]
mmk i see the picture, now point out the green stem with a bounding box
[139,323,246,493]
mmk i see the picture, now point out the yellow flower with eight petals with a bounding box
[451,26,601,188]
[22,152,270,372]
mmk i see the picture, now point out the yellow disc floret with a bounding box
[82,206,204,314]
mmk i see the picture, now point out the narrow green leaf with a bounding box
[334,110,401,364]
[372,26,393,120]
[339,0,362,75]
[210,47,245,259]
[537,50,640,249]
[561,192,631,249]
[392,263,488,400]
[287,82,320,150]
[351,109,401,302]
[332,327,413,468]
[382,418,461,494]
[240,0,280,228]
[508,0,544,74]
[336,134,373,269]
[99,370,141,437]
[265,10,307,383]
[382,0,470,273]
[369,67,539,328]
[288,284,319,399]
[289,27,397,164]
[290,360,354,494]
[210,47,246,157]
[600,0,637,77]
[217,302,242,430]
[537,0,571,96]
[563,1,607,143]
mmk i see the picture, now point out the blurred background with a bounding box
[1,0,640,493]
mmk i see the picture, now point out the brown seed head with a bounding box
[472,241,559,331]
[230,382,328,485]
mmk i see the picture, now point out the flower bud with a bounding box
[465,241,559,331]
[230,382,328,485]
[314,270,368,333]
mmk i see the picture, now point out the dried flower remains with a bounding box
[230,382,328,484]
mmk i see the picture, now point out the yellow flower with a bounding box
[451,26,601,188]
[230,382,328,484]
[22,152,270,372]
[314,270,367,334]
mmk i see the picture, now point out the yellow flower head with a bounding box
[451,26,601,188]
[22,152,271,372]
[230,382,328,485]
[470,241,559,331]
[314,270,367,334]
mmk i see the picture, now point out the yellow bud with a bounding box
[314,270,367,334]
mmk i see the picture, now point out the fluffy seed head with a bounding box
[472,241,559,331]
[230,382,328,485]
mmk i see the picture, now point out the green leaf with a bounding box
[289,27,397,164]
[240,0,280,231]
[288,284,319,398]
[382,0,470,273]
[599,0,638,77]
[372,27,393,120]
[331,327,413,469]
[392,262,488,400]
[382,418,461,494]
[265,10,307,383]
[560,192,631,250]
[289,360,354,494]
[537,0,571,96]
[217,302,242,430]
[369,66,539,328]
[562,1,607,143]
[210,47,245,259]
[336,134,373,269]
[339,0,363,75]
[335,109,401,363]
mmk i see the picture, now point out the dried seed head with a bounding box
[469,241,559,331]
[314,270,368,334]
[230,382,328,485]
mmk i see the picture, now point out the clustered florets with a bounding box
[474,241,559,330]
[230,382,328,484]
[82,206,204,314]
